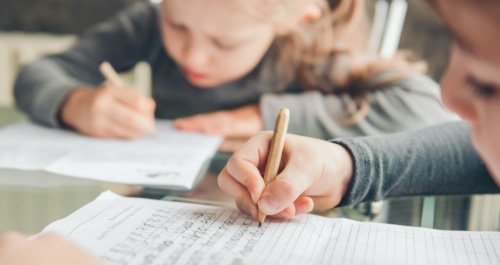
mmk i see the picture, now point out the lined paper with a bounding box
[43,192,500,265]
[0,122,221,189]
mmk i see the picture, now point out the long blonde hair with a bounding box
[253,0,426,124]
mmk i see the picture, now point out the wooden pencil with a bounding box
[99,61,124,87]
[257,108,290,226]
[99,61,156,134]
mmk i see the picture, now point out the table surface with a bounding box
[0,107,498,234]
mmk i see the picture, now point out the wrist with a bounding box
[317,142,354,207]
[59,88,88,128]
[332,143,354,198]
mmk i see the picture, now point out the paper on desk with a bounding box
[0,122,221,189]
[42,192,500,265]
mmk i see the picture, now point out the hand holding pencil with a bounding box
[218,108,354,222]
[60,61,156,139]
[256,108,290,226]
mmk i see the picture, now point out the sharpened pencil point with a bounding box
[258,222,262,227]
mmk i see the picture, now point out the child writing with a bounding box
[14,0,452,145]
[1,0,498,264]
[219,0,500,220]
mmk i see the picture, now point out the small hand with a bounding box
[218,133,354,220]
[0,232,104,265]
[174,105,264,138]
[60,85,156,139]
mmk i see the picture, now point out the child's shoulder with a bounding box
[113,1,160,24]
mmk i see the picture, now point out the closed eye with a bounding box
[465,75,498,99]
[165,18,187,31]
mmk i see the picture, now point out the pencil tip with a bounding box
[258,222,262,227]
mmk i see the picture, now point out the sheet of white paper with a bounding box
[43,192,500,265]
[0,122,221,189]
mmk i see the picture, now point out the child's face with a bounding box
[160,0,277,88]
[436,1,500,184]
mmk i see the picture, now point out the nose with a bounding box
[440,47,478,122]
[182,38,210,69]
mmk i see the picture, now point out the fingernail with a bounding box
[258,194,278,215]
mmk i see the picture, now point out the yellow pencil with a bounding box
[257,108,290,226]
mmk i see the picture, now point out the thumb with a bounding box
[257,164,313,215]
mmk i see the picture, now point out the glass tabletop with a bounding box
[0,107,498,235]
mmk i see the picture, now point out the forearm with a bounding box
[333,122,500,206]
[13,2,157,127]
[14,58,91,127]
[259,75,455,140]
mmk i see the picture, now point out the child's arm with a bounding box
[174,74,453,142]
[218,122,499,219]
[14,2,158,137]
[260,74,456,139]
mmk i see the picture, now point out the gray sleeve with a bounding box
[259,74,456,139]
[332,122,500,206]
[13,2,158,127]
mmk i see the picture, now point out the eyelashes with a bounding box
[213,41,241,51]
[465,75,498,99]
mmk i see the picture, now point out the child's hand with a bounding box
[218,133,354,220]
[0,232,104,265]
[60,85,156,139]
[174,105,263,138]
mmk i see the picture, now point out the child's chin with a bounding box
[186,77,224,89]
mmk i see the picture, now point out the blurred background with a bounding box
[0,0,498,232]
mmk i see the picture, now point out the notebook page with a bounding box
[0,121,221,189]
[42,192,500,265]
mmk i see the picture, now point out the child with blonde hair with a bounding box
[15,0,451,147]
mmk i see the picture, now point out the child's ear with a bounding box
[274,4,322,36]
[301,4,322,22]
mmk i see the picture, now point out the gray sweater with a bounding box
[334,122,500,206]
[14,2,453,139]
